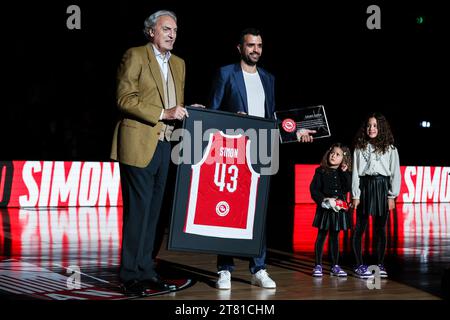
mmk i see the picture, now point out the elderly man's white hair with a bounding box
[143,10,177,39]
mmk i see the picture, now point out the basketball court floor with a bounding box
[1,203,448,301]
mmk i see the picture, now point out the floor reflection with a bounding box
[1,203,449,299]
[0,207,122,268]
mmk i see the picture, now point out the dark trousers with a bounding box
[217,243,267,275]
[119,141,170,282]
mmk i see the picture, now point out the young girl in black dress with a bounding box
[310,143,352,277]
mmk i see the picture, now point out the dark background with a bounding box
[2,1,447,249]
[2,0,447,164]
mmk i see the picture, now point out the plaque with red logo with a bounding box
[275,105,331,143]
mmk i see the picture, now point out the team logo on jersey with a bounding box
[216,201,230,217]
[281,118,296,133]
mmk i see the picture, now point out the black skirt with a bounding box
[358,175,389,217]
[312,207,352,231]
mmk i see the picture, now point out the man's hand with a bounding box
[237,111,247,115]
[296,129,316,143]
[340,163,348,172]
[162,105,189,121]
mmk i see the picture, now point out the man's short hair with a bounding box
[239,28,262,46]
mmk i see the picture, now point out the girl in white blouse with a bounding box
[351,113,400,279]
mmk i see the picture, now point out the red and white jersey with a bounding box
[184,131,260,239]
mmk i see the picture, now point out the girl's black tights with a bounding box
[314,229,339,266]
[352,213,389,266]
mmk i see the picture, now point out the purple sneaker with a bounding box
[354,265,374,279]
[331,265,347,277]
[312,265,323,277]
[378,264,388,278]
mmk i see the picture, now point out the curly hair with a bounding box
[319,143,352,172]
[353,112,395,154]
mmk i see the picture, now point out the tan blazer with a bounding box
[110,44,185,168]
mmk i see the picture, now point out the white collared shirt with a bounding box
[152,45,171,82]
[352,143,401,199]
[152,45,172,120]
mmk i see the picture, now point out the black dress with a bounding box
[309,167,352,231]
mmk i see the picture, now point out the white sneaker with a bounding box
[216,270,231,290]
[251,269,276,289]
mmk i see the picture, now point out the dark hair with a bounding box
[319,143,352,172]
[239,28,261,46]
[353,112,395,153]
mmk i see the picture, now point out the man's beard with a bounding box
[242,54,259,66]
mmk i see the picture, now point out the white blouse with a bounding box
[352,143,401,199]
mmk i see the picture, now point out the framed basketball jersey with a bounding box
[184,131,259,239]
[168,107,277,257]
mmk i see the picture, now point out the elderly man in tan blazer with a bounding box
[111,10,188,296]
